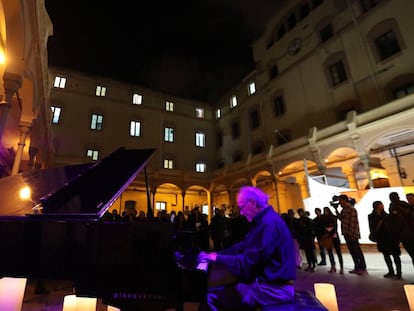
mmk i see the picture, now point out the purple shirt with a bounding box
[215,206,296,283]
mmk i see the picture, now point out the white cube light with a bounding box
[63,294,97,311]
[314,282,339,311]
[0,277,27,311]
[404,284,414,311]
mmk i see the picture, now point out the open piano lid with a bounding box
[0,147,155,220]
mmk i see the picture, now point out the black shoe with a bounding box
[383,272,395,278]
[394,274,402,280]
[317,261,327,266]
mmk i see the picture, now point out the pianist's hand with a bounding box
[197,251,217,263]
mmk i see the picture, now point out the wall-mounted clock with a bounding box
[288,38,302,56]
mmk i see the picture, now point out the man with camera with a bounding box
[333,194,367,275]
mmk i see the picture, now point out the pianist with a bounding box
[197,186,296,310]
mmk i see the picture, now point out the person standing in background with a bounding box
[335,194,367,275]
[312,208,327,266]
[368,201,402,279]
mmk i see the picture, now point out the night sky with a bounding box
[45,1,282,102]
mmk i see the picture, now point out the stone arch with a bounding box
[367,127,414,188]
[153,182,183,214]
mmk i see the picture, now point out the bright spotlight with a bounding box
[19,186,31,200]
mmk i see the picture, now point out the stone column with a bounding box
[343,167,358,189]
[271,174,281,213]
[27,146,39,170]
[301,173,311,199]
[360,154,374,189]
[11,122,32,175]
[206,191,212,220]
[0,73,22,140]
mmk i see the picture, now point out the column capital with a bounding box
[19,121,32,134]
[3,72,23,93]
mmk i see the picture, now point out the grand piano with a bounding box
[0,147,207,310]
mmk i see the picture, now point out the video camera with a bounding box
[329,194,356,209]
[329,195,340,209]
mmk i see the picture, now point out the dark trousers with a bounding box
[327,237,344,268]
[199,281,294,311]
[402,238,414,266]
[345,237,366,270]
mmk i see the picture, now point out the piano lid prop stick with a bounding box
[0,277,27,311]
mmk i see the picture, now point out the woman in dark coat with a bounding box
[320,206,344,274]
[368,201,402,279]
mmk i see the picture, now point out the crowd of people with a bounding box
[282,192,414,279]
[102,203,250,251]
[101,189,414,310]
[102,191,414,280]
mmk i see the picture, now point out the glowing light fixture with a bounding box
[19,186,31,200]
[107,305,121,311]
[0,51,5,64]
[314,283,338,311]
[0,277,27,311]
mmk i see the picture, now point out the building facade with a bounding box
[3,0,414,220]
[0,0,53,177]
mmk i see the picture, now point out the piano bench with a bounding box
[261,290,327,311]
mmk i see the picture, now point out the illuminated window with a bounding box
[132,93,143,105]
[248,82,256,95]
[196,132,205,147]
[195,107,205,118]
[166,101,174,112]
[90,114,103,130]
[196,161,206,173]
[215,108,221,119]
[51,106,61,124]
[87,149,99,161]
[130,121,141,137]
[230,95,237,108]
[155,201,167,210]
[164,159,174,169]
[54,76,66,88]
[96,85,106,96]
[164,127,174,142]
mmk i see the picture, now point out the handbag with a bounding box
[320,233,333,249]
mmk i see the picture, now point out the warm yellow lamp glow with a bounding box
[0,51,5,64]
[314,283,339,311]
[63,294,97,311]
[0,277,27,311]
[404,284,414,311]
[107,305,121,311]
[19,186,31,200]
